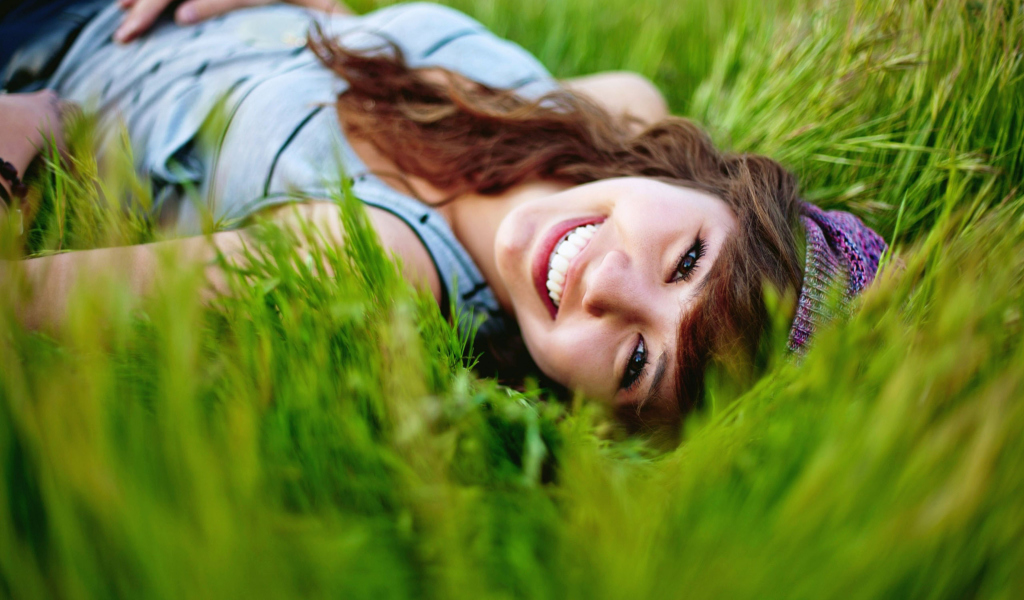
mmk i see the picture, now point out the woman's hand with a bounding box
[114,0,350,44]
[0,90,67,197]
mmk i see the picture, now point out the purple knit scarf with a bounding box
[787,203,888,351]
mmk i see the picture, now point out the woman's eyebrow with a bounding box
[645,352,669,404]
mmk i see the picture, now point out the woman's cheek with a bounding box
[550,333,595,391]
[530,331,577,388]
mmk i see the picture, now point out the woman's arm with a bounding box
[5,200,441,329]
[6,201,347,329]
[6,229,248,329]
[115,0,353,43]
[563,72,669,133]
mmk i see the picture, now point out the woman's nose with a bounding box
[581,250,640,318]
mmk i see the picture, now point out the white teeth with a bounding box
[558,242,581,259]
[546,223,600,309]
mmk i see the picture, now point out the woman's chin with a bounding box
[494,213,534,279]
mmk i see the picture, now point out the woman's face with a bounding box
[494,177,738,416]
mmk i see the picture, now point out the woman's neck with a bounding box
[344,133,569,314]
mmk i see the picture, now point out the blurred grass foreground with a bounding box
[2,0,1024,598]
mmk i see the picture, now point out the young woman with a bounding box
[0,0,887,430]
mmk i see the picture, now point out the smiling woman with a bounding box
[0,0,886,434]
[494,179,742,423]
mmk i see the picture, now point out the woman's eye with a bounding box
[673,237,706,283]
[620,338,647,391]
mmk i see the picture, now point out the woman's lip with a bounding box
[532,216,605,320]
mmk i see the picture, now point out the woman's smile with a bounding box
[533,217,604,319]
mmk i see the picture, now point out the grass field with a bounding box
[3,0,1024,598]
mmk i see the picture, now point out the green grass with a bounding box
[3,0,1024,598]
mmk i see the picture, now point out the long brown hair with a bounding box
[309,31,804,432]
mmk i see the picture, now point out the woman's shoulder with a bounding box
[344,2,496,59]
[357,2,488,32]
[349,2,554,97]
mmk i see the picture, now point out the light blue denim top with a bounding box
[48,1,558,335]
